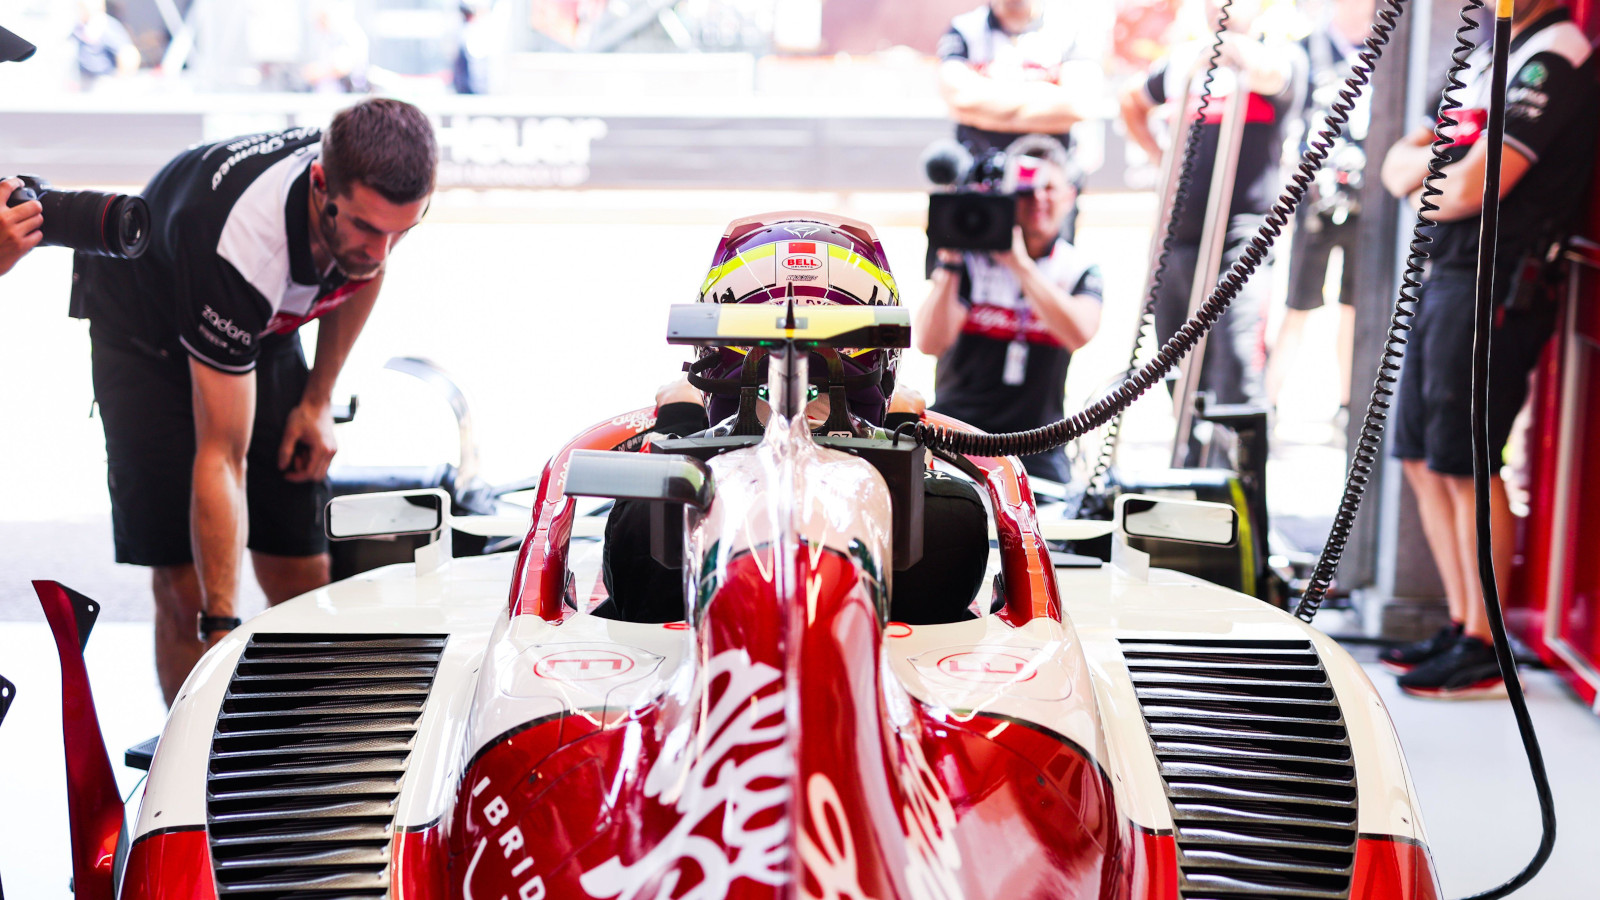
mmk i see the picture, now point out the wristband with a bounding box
[198,613,242,642]
[937,260,964,272]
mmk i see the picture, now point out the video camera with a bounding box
[4,175,151,259]
[922,139,1017,252]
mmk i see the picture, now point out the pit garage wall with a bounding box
[1502,0,1600,713]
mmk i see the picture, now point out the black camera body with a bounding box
[5,175,151,259]
[923,140,1016,252]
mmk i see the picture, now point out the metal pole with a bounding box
[1171,68,1249,466]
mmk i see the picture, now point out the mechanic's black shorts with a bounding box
[1285,216,1358,311]
[1390,270,1556,476]
[91,328,330,566]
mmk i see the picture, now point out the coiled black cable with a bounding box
[1075,3,1234,512]
[914,0,1409,460]
[1292,0,1481,623]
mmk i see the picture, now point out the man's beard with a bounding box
[316,213,383,281]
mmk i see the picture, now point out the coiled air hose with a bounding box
[1075,2,1235,511]
[912,1,1407,462]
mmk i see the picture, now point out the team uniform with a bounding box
[931,239,1103,483]
[1392,8,1599,476]
[1141,42,1303,413]
[936,5,1081,156]
[72,127,369,565]
[1286,25,1367,312]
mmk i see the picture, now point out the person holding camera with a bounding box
[0,26,40,277]
[0,178,42,276]
[1377,0,1597,698]
[70,99,438,704]
[915,149,1102,483]
[1119,0,1302,428]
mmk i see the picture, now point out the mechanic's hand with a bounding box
[0,178,44,277]
[655,375,705,409]
[888,383,926,417]
[278,400,338,482]
[935,248,964,267]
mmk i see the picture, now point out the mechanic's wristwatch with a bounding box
[937,259,964,272]
[198,613,242,643]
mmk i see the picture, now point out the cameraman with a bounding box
[915,148,1102,483]
[937,0,1086,157]
[72,99,437,705]
[0,27,40,276]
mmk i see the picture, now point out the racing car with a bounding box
[33,211,1441,900]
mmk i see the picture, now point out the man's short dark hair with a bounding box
[322,98,438,204]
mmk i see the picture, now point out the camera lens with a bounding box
[37,189,150,259]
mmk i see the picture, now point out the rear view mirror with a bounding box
[326,489,446,540]
[1117,494,1238,547]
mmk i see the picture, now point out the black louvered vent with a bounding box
[207,634,447,898]
[1120,638,1357,900]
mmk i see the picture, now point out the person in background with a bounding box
[302,0,369,94]
[71,0,139,90]
[1119,0,1303,458]
[1266,0,1375,417]
[0,27,40,277]
[1378,0,1598,698]
[454,2,491,95]
[937,0,1088,158]
[915,146,1103,484]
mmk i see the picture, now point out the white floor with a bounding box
[1,616,1596,899]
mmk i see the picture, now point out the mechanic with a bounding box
[70,99,438,704]
[914,145,1103,484]
[1266,0,1374,415]
[1378,0,1598,698]
[1119,0,1303,453]
[601,215,990,627]
[0,26,40,277]
[936,0,1088,158]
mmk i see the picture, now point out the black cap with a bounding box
[0,25,36,63]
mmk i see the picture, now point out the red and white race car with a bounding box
[36,291,1439,900]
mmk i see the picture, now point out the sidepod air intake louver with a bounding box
[206,634,447,898]
[1120,638,1357,900]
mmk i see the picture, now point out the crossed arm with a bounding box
[1380,124,1533,221]
[938,60,1083,135]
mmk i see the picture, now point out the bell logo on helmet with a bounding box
[782,255,822,271]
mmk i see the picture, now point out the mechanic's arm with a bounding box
[914,250,970,358]
[1381,125,1437,197]
[1119,82,1164,162]
[1218,32,1293,97]
[1427,140,1535,222]
[190,361,256,633]
[1000,233,1100,351]
[938,61,1082,134]
[0,178,43,277]
[280,274,382,483]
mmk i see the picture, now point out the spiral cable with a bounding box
[914,0,1410,462]
[1075,2,1234,513]
[1292,0,1481,622]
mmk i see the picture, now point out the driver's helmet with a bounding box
[695,211,901,427]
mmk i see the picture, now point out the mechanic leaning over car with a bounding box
[0,25,41,277]
[69,99,438,704]
[914,143,1103,484]
[1376,0,1599,699]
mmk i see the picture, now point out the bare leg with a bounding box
[1402,460,1470,625]
[1337,304,1356,408]
[151,564,203,706]
[1444,474,1515,641]
[1266,308,1310,408]
[252,551,331,606]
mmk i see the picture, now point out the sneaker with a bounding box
[1397,636,1509,700]
[1379,622,1463,674]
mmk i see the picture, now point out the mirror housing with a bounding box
[326,489,447,541]
[1116,494,1239,547]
